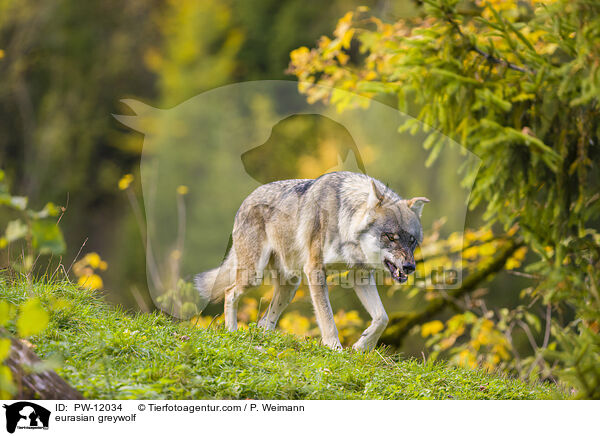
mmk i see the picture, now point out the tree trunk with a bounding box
[3,330,83,400]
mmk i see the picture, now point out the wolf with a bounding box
[194,171,429,350]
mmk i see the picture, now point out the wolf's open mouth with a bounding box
[384,259,407,283]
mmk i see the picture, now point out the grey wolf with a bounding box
[194,171,429,350]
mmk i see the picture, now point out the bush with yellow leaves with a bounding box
[73,252,108,290]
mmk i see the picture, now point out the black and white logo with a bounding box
[2,402,50,433]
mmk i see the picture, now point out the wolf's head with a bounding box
[359,180,429,283]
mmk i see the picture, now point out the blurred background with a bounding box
[0,0,419,306]
[0,0,528,352]
[1,0,597,395]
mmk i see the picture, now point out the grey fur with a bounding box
[194,171,429,350]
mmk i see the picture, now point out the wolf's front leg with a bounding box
[303,264,342,350]
[352,275,388,351]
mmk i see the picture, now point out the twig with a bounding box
[56,192,69,226]
[443,10,533,74]
[207,314,220,330]
[542,303,552,349]
[506,270,541,279]
[518,320,539,350]
[66,237,88,276]
[505,321,523,374]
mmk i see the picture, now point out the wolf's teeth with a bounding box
[395,267,400,277]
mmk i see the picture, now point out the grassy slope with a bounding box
[1,280,565,400]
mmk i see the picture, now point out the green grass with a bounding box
[1,279,566,399]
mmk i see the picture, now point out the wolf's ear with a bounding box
[406,196,430,217]
[367,180,385,209]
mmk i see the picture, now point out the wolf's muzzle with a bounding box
[403,262,415,274]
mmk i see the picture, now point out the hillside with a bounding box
[1,280,565,400]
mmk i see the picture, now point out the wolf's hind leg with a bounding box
[224,244,270,332]
[258,276,299,330]
[352,273,388,351]
[224,259,269,331]
[224,283,245,332]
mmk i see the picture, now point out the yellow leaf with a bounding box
[337,52,349,65]
[290,46,310,63]
[118,174,134,190]
[440,336,457,349]
[0,301,14,327]
[337,11,353,28]
[0,339,11,361]
[78,274,103,290]
[479,242,496,256]
[463,246,479,259]
[421,320,444,337]
[16,299,49,337]
[513,246,528,261]
[280,311,312,336]
[0,365,14,399]
[341,28,355,50]
[85,252,102,269]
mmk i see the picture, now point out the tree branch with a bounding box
[443,10,533,74]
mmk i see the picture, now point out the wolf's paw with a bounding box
[257,317,275,330]
[352,337,375,352]
[322,338,343,350]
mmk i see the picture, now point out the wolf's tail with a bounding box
[194,251,236,312]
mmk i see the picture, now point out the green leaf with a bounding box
[504,16,535,52]
[16,298,49,337]
[356,81,394,94]
[5,219,28,242]
[0,365,15,398]
[430,68,480,85]
[31,220,66,255]
[9,196,28,211]
[0,301,15,327]
[425,142,443,167]
[524,312,542,333]
[28,202,61,219]
[0,339,10,362]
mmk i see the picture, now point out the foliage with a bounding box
[0,287,50,399]
[143,0,243,107]
[288,0,600,397]
[0,279,565,399]
[157,279,201,319]
[0,0,417,309]
[73,252,108,290]
[0,169,65,272]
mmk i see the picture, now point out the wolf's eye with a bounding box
[409,235,416,244]
[385,233,396,242]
